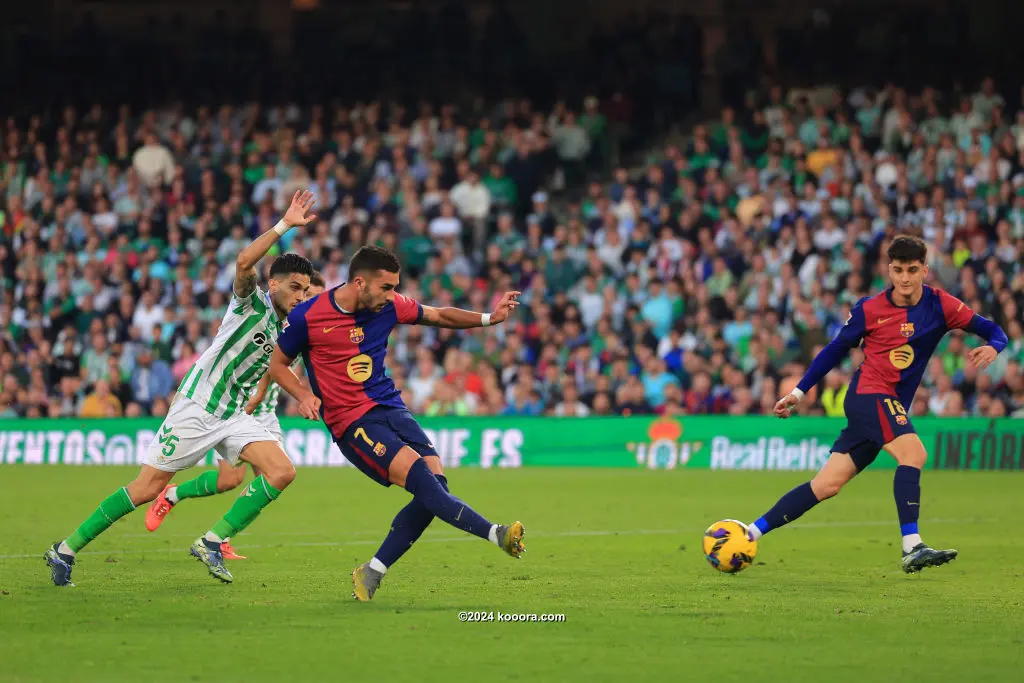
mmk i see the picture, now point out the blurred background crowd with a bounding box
[0,0,1021,421]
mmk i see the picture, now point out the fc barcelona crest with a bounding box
[900,322,915,338]
[895,415,908,426]
[350,327,365,343]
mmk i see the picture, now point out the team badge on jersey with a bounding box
[373,442,387,457]
[350,327,365,344]
[900,322,915,338]
[895,414,908,426]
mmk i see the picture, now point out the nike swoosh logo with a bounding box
[906,501,919,506]
[323,326,338,333]
[877,317,893,324]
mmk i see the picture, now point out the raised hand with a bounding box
[283,189,318,227]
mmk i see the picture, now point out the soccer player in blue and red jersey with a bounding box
[269,245,526,600]
[743,235,1008,572]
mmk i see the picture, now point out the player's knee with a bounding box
[896,451,927,469]
[886,435,928,469]
[263,461,296,490]
[810,476,845,500]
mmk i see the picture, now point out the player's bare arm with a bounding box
[245,364,304,415]
[269,346,321,420]
[420,291,520,328]
[233,189,317,298]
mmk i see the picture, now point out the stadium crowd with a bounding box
[0,77,1022,422]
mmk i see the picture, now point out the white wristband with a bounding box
[272,219,290,237]
[480,313,491,327]
[790,388,805,401]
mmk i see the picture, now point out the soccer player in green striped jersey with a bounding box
[43,190,319,587]
[141,271,327,561]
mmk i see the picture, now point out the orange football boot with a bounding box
[145,486,176,531]
[220,540,247,560]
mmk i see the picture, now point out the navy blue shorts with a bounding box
[831,390,916,472]
[335,406,437,487]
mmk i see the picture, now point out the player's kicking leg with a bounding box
[189,440,296,583]
[349,441,524,601]
[744,449,861,543]
[145,459,250,559]
[44,465,174,587]
[883,433,957,573]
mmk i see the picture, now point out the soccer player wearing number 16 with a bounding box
[742,235,1008,572]
[269,246,526,601]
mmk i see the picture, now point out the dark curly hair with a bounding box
[269,253,315,280]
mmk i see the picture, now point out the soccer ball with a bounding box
[702,519,758,573]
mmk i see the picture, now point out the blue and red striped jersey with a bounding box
[799,285,992,407]
[276,288,423,438]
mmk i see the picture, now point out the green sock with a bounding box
[232,511,261,536]
[210,476,280,539]
[65,487,136,552]
[173,471,221,500]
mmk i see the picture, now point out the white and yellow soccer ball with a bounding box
[702,519,758,573]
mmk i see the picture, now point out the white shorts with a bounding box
[144,396,278,472]
[254,412,284,446]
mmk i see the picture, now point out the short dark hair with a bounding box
[349,245,401,277]
[269,253,315,280]
[887,235,927,263]
[310,270,326,288]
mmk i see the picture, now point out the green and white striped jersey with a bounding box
[176,287,283,420]
[250,382,282,417]
[250,358,301,417]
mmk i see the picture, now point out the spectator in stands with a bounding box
[80,379,123,418]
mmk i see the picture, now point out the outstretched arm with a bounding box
[420,291,521,329]
[233,189,317,298]
[776,298,867,417]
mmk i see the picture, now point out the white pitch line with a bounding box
[0,519,978,561]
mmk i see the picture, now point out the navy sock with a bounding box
[404,459,492,540]
[893,465,921,537]
[374,499,434,567]
[753,482,820,536]
[373,474,449,568]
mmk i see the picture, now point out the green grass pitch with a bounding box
[1,466,1022,682]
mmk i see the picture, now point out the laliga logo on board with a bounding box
[627,417,702,470]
